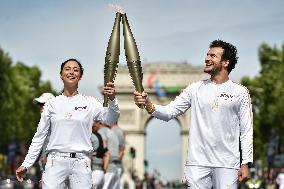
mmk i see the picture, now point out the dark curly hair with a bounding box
[210,39,238,73]
[60,58,84,77]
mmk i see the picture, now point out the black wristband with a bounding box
[246,162,253,168]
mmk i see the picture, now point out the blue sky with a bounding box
[1,0,283,180]
[146,119,181,181]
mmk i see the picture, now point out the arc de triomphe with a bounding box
[101,62,208,187]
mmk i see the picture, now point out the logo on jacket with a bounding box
[219,93,234,100]
[65,112,72,119]
[74,106,87,111]
[212,93,234,109]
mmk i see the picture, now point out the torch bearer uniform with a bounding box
[151,79,253,189]
[21,94,120,189]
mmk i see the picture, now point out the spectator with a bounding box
[276,167,284,189]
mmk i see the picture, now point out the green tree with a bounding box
[0,48,15,148]
[241,42,284,162]
[0,47,57,148]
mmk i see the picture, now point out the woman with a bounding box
[16,58,120,189]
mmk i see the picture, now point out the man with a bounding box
[91,121,110,189]
[34,93,55,113]
[134,39,253,189]
[95,121,120,189]
[111,123,125,177]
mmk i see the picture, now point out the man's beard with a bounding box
[204,63,222,76]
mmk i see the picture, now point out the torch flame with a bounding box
[108,4,125,14]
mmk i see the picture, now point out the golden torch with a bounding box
[103,12,122,107]
[122,13,144,108]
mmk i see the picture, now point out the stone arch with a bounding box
[102,62,208,186]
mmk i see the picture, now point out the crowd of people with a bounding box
[262,167,284,189]
[0,137,29,177]
[131,172,186,189]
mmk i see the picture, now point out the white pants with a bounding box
[117,167,123,177]
[42,153,92,189]
[91,170,104,188]
[103,172,120,189]
[184,165,239,189]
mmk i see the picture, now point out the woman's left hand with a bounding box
[103,82,116,101]
[238,164,250,182]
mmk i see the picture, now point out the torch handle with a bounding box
[136,88,144,109]
[137,104,143,109]
[103,95,108,107]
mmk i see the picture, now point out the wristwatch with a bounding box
[246,162,253,168]
[145,101,155,114]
